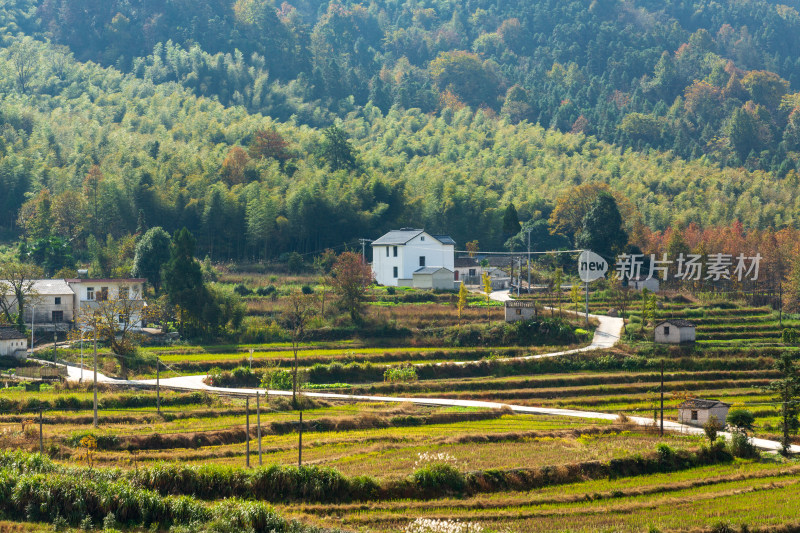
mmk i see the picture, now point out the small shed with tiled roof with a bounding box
[0,326,28,359]
[654,319,696,344]
[678,398,730,427]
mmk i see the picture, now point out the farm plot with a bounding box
[282,460,800,532]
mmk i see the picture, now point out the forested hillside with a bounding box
[3,0,800,265]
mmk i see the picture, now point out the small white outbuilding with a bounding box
[0,327,28,360]
[504,300,537,322]
[411,267,455,290]
[678,399,730,428]
[654,319,696,344]
[629,276,660,292]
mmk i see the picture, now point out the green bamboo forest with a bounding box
[3,0,800,263]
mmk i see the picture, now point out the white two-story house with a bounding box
[66,278,147,329]
[371,229,455,288]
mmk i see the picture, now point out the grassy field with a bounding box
[3,288,800,532]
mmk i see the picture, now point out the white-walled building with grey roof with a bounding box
[371,229,455,287]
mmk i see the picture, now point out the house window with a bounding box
[119,286,129,300]
[393,246,398,257]
[691,410,698,421]
[420,236,425,241]
[54,297,61,305]
[393,266,398,278]
[469,269,476,277]
[664,326,670,335]
[52,311,63,323]
[419,256,426,267]
[98,287,109,302]
[86,287,94,300]
[515,309,522,315]
[119,314,127,324]
[386,247,389,257]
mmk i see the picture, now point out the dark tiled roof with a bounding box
[0,327,26,340]
[454,257,479,268]
[679,399,730,409]
[371,229,424,246]
[658,319,695,328]
[432,234,456,245]
[65,278,146,283]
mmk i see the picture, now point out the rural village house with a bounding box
[1,277,147,333]
[453,257,482,285]
[678,399,730,427]
[371,229,455,288]
[654,319,696,344]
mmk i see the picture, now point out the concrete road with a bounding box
[48,290,800,455]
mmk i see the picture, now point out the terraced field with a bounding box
[4,294,800,532]
[283,461,800,532]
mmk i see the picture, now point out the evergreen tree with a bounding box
[317,125,358,172]
[132,227,172,293]
[502,203,521,243]
[575,193,628,260]
[162,228,207,334]
[766,353,800,456]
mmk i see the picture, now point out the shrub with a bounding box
[301,285,313,294]
[703,416,723,445]
[781,328,800,344]
[726,409,755,433]
[656,443,674,465]
[728,430,759,459]
[386,286,396,295]
[384,365,418,383]
[256,285,276,296]
[206,366,260,387]
[262,369,293,390]
[412,463,465,494]
[233,284,252,296]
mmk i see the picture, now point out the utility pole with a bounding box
[80,330,84,383]
[245,396,250,468]
[526,229,532,294]
[156,357,160,415]
[358,238,372,263]
[30,305,34,358]
[256,391,262,466]
[660,359,664,437]
[298,411,303,467]
[93,316,98,428]
[517,257,522,297]
[585,280,589,326]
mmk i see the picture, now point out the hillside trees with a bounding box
[5,28,800,265]
[132,227,172,293]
